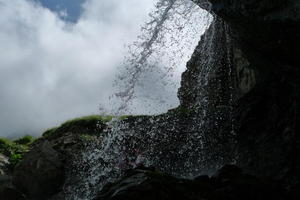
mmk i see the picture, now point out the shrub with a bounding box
[0,136,33,169]
[9,153,22,167]
[0,138,15,156]
[14,135,35,145]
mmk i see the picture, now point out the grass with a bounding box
[14,135,36,145]
[0,136,35,168]
[42,127,59,138]
[61,115,113,126]
[79,134,95,141]
[1,114,155,168]
[42,115,114,138]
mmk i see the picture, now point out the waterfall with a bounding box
[62,1,237,199]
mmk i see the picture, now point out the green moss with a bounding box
[14,135,36,145]
[61,115,113,127]
[167,106,192,116]
[119,115,152,122]
[79,134,95,141]
[0,138,15,156]
[9,153,22,167]
[42,127,59,137]
[42,115,114,138]
[0,136,33,168]
[118,115,131,121]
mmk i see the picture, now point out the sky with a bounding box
[37,0,86,22]
[0,0,209,137]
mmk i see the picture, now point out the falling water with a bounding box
[63,0,237,199]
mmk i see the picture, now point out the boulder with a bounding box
[13,140,63,199]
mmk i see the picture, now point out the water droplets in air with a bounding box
[64,0,215,199]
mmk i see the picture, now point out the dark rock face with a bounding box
[12,117,108,200]
[13,141,64,199]
[235,67,300,183]
[179,17,236,108]
[0,175,25,200]
[97,165,289,200]
[0,154,10,175]
[194,0,300,67]
[184,0,300,190]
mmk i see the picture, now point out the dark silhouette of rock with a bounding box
[0,175,25,200]
[180,0,300,189]
[12,116,109,200]
[13,140,63,199]
[96,165,289,200]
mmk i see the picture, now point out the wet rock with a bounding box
[96,165,288,200]
[194,0,300,67]
[235,68,300,183]
[13,140,63,199]
[96,166,201,200]
[211,164,243,180]
[0,175,25,200]
[0,153,10,175]
[183,0,300,190]
[12,116,107,199]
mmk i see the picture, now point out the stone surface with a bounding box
[13,140,64,199]
[0,153,10,175]
[96,165,289,200]
[194,0,300,67]
[12,116,107,199]
[181,0,300,188]
[0,175,25,200]
[235,66,300,183]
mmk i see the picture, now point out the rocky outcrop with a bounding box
[13,140,64,199]
[194,0,300,67]
[97,165,290,200]
[11,116,110,200]
[235,67,300,183]
[0,154,9,175]
[0,175,25,200]
[181,0,300,190]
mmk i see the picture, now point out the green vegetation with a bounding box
[14,135,36,145]
[118,115,131,121]
[42,127,59,138]
[0,115,123,167]
[167,106,192,116]
[42,115,114,138]
[9,153,22,167]
[61,115,113,126]
[79,134,95,141]
[0,136,34,168]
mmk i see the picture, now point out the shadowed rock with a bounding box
[96,165,289,200]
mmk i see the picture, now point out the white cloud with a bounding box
[0,0,209,137]
[0,0,156,137]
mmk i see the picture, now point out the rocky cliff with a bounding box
[186,0,300,191]
[1,0,300,199]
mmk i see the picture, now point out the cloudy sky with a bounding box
[0,0,209,137]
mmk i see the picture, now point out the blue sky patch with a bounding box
[37,0,86,22]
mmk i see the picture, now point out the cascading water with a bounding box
[63,0,237,199]
[178,17,237,173]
